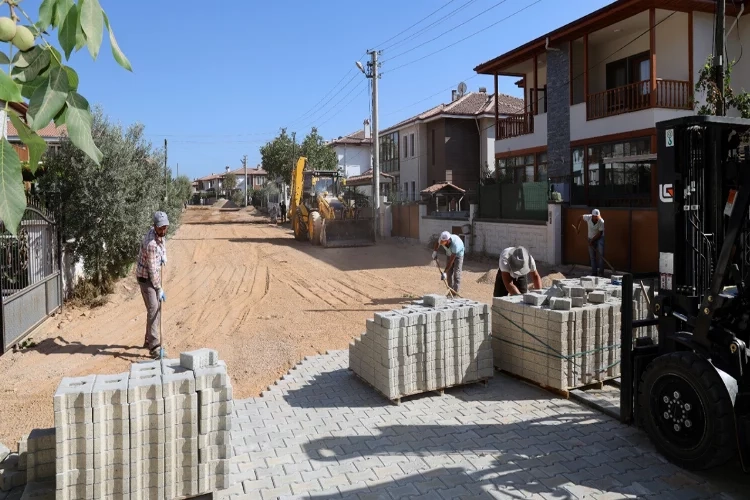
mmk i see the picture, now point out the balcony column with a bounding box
[583,34,588,110]
[494,72,499,139]
[533,53,538,116]
[650,7,656,107]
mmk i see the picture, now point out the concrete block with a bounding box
[568,286,586,298]
[523,293,547,306]
[26,430,55,455]
[26,462,54,482]
[198,442,231,462]
[193,362,229,391]
[550,298,572,311]
[91,373,129,407]
[572,296,586,308]
[92,477,129,498]
[55,469,94,490]
[164,393,198,414]
[161,370,195,398]
[53,375,96,411]
[92,448,129,469]
[56,451,93,471]
[20,479,55,500]
[198,431,229,449]
[53,407,92,429]
[588,290,607,304]
[169,479,198,499]
[92,404,127,423]
[423,294,447,308]
[27,448,54,467]
[165,422,198,442]
[0,443,8,464]
[180,348,219,371]
[197,385,233,406]
[373,311,406,328]
[93,418,129,438]
[129,399,164,417]
[199,414,231,435]
[127,372,162,403]
[54,438,91,458]
[0,467,26,491]
[54,422,93,443]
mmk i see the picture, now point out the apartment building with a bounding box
[474,0,750,271]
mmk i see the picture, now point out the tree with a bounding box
[224,172,237,194]
[300,127,337,171]
[0,0,132,235]
[36,108,180,295]
[695,55,750,118]
[171,175,192,204]
[259,128,295,183]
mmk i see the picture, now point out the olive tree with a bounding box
[0,0,131,235]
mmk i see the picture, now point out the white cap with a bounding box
[439,231,451,242]
[502,246,531,276]
[591,209,600,216]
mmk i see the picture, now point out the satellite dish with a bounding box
[457,82,467,97]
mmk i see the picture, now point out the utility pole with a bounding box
[290,132,296,204]
[359,50,381,239]
[242,155,248,207]
[164,139,168,203]
[715,0,726,116]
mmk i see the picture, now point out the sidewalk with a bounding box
[219,350,747,499]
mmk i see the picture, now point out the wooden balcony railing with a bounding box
[496,112,534,140]
[586,79,692,120]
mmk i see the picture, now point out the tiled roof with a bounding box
[329,129,372,146]
[196,173,223,181]
[6,119,67,138]
[346,168,395,186]
[228,167,267,176]
[420,182,466,194]
[382,91,523,133]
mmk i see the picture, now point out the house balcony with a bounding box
[586,79,691,120]
[496,112,534,140]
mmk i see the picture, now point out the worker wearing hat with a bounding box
[432,230,465,294]
[493,246,543,297]
[136,211,169,359]
[575,208,605,277]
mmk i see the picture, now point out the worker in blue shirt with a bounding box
[432,230,465,293]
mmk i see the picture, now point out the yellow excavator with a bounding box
[289,156,375,248]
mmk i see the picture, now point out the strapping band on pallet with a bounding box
[492,311,622,375]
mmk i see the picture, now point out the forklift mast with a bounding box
[655,115,750,382]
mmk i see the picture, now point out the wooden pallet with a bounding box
[496,368,616,400]
[350,368,489,405]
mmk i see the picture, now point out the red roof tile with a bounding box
[6,118,67,138]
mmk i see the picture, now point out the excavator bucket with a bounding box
[320,218,375,248]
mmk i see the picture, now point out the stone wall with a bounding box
[546,44,571,180]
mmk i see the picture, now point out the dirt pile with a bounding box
[477,270,496,284]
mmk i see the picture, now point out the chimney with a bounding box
[479,87,487,93]
[451,90,457,102]
[364,119,371,139]
[225,166,230,173]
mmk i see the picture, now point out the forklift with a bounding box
[620,115,750,471]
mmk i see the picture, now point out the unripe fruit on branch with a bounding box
[11,25,34,52]
[0,17,16,43]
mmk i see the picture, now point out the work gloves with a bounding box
[157,288,166,302]
[431,251,437,260]
[441,272,447,281]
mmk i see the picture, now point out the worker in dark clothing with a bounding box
[493,246,543,297]
[279,200,287,223]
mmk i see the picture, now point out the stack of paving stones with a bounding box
[349,294,493,402]
[492,276,654,391]
[25,348,235,500]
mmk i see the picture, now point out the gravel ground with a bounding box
[0,207,570,448]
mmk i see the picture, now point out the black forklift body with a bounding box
[620,115,750,470]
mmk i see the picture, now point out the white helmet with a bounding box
[439,231,451,242]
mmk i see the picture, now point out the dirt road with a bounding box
[0,207,562,447]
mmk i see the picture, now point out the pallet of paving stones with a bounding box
[2,348,233,500]
[349,294,494,404]
[491,275,654,394]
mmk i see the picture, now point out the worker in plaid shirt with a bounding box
[137,211,168,359]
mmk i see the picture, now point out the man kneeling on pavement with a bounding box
[493,246,543,297]
[432,230,464,294]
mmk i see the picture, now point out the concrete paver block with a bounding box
[25,431,54,456]
[53,375,96,412]
[19,479,55,500]
[523,293,547,306]
[550,297,572,311]
[193,362,229,391]
[127,373,163,403]
[180,348,219,371]
[91,373,129,407]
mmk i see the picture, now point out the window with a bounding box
[379,131,400,173]
[536,152,548,181]
[404,182,408,199]
[578,137,652,206]
[572,148,584,186]
[411,181,416,201]
[403,136,408,159]
[409,134,414,157]
[497,154,535,183]
[431,130,435,166]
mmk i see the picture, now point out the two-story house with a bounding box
[328,120,373,178]
[378,89,523,202]
[474,0,749,272]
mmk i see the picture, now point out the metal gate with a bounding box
[1,198,62,353]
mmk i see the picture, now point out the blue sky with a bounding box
[25,0,613,180]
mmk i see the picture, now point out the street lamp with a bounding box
[357,52,380,239]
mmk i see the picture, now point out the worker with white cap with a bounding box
[575,208,606,276]
[493,246,543,297]
[431,230,465,293]
[136,211,169,359]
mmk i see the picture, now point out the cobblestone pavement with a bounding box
[218,350,749,500]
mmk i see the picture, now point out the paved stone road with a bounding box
[218,350,748,500]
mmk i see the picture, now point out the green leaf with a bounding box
[0,70,22,103]
[20,70,51,100]
[102,12,131,71]
[11,47,51,83]
[66,92,102,165]
[53,0,73,28]
[0,52,8,65]
[28,66,69,130]
[80,0,103,59]
[54,105,67,127]
[64,66,79,91]
[9,113,47,174]
[0,138,27,236]
[58,4,78,59]
[38,0,56,32]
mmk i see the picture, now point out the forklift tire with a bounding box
[638,351,737,470]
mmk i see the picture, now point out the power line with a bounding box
[384,0,544,75]
[382,74,481,117]
[380,0,480,52]
[317,86,370,130]
[384,0,510,61]
[375,0,460,50]
[297,79,368,133]
[285,69,362,129]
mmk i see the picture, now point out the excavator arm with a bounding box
[289,157,308,241]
